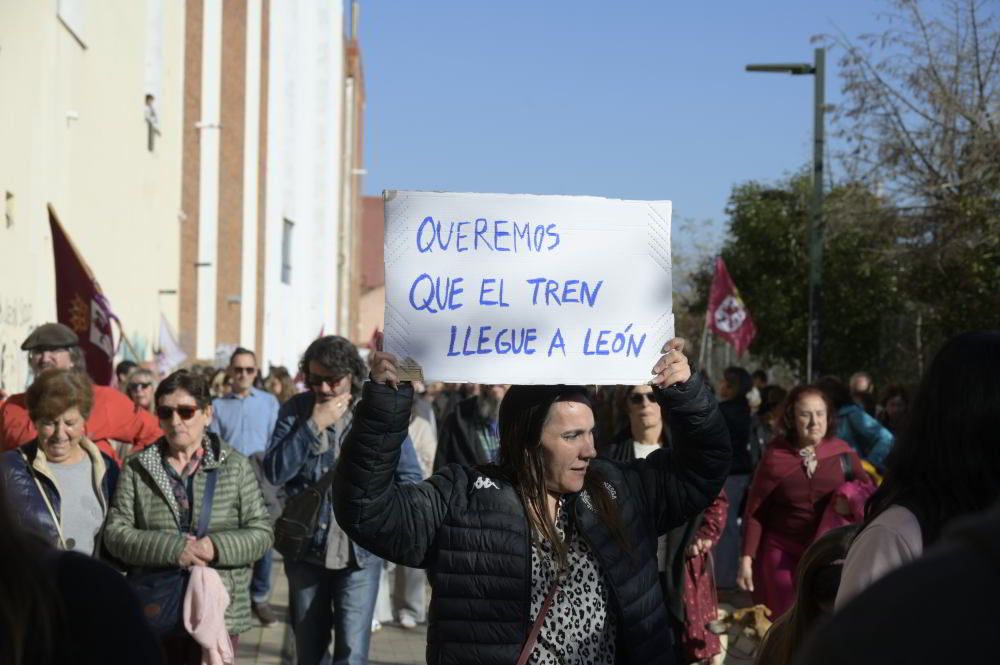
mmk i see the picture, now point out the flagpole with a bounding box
[698,317,710,370]
[114,319,141,363]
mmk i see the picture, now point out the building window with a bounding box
[145,94,160,152]
[4,192,13,229]
[281,219,294,284]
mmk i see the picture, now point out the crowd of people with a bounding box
[0,320,997,665]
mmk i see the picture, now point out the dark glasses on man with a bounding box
[628,392,657,405]
[307,373,344,388]
[232,367,257,375]
[128,382,152,391]
[156,405,201,421]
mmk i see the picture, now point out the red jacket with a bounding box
[0,385,162,464]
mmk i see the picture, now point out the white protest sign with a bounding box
[383,191,673,384]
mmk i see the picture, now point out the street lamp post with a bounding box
[747,48,825,382]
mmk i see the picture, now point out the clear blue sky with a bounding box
[359,1,889,262]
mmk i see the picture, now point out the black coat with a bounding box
[600,431,703,627]
[333,374,731,665]
[718,397,753,474]
[433,395,491,471]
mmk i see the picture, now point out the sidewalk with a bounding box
[237,556,756,665]
[237,555,426,665]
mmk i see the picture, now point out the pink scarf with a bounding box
[183,567,234,665]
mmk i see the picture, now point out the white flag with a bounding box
[156,313,187,376]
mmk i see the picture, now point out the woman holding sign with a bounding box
[332,338,730,665]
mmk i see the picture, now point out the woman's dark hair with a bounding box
[26,369,94,422]
[299,335,368,399]
[878,384,908,410]
[0,476,63,664]
[497,385,629,570]
[816,375,852,410]
[779,385,837,445]
[754,525,858,665]
[155,369,213,409]
[616,385,669,444]
[723,366,752,397]
[864,331,1000,545]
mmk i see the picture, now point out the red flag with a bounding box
[48,205,118,385]
[707,256,757,356]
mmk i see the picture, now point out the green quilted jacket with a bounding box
[104,434,273,634]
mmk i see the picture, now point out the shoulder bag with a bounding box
[273,469,336,561]
[129,468,218,637]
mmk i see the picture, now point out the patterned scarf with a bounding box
[162,438,207,531]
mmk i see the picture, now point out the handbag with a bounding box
[273,468,336,561]
[130,468,218,637]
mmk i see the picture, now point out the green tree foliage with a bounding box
[830,0,1000,348]
[688,174,903,380]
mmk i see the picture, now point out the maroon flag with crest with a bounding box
[48,205,118,385]
[706,256,757,356]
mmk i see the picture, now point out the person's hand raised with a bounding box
[650,338,691,388]
[370,351,400,389]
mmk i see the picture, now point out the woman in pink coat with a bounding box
[736,385,865,618]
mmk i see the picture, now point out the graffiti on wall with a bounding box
[0,296,34,392]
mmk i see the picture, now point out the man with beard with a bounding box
[264,335,422,665]
[433,383,508,471]
[0,323,161,462]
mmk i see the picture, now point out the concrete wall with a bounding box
[0,1,185,391]
[261,0,346,371]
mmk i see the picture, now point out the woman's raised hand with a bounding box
[650,337,691,388]
[370,351,401,389]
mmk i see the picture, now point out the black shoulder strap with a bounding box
[194,470,219,538]
[311,468,337,496]
[839,453,854,483]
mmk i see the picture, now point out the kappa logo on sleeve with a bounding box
[473,476,500,490]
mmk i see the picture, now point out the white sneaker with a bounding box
[399,615,417,630]
[371,619,382,633]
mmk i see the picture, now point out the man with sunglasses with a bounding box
[264,335,422,665]
[209,347,281,625]
[0,323,162,463]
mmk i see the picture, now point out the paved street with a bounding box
[238,556,756,665]
[237,554,427,665]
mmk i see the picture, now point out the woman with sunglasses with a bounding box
[332,338,731,665]
[601,384,729,665]
[125,368,157,413]
[104,369,273,663]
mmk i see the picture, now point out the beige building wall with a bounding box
[0,1,185,391]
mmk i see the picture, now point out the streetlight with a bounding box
[746,48,825,382]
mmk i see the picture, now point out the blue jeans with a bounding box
[715,473,751,589]
[251,549,274,603]
[285,559,381,665]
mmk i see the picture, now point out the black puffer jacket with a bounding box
[333,374,730,665]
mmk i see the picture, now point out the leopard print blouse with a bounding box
[529,499,617,665]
